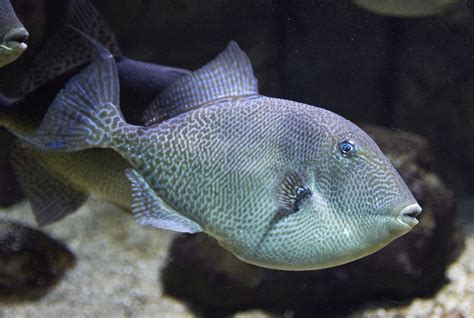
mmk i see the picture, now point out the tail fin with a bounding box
[13,43,124,152]
[15,0,122,97]
[11,142,88,226]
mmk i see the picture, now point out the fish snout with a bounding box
[3,27,28,49]
[397,203,422,227]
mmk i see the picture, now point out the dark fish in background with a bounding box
[8,0,189,126]
[0,0,28,68]
[352,0,460,17]
[0,0,189,217]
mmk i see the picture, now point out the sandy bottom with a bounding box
[0,198,472,318]
[0,198,192,317]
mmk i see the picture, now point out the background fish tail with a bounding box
[13,45,124,152]
[11,142,88,226]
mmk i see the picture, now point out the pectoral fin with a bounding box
[273,170,312,213]
[125,169,202,234]
[11,143,88,226]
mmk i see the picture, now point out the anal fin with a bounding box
[11,143,88,226]
[125,168,202,234]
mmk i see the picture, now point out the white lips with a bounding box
[3,41,27,51]
[398,203,422,227]
[2,28,29,52]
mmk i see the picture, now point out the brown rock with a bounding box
[0,220,76,300]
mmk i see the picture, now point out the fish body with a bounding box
[0,0,28,68]
[352,0,459,17]
[126,96,418,270]
[16,42,422,270]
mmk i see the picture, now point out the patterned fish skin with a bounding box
[109,96,417,270]
[0,0,28,68]
[16,42,421,270]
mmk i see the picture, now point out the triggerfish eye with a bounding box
[338,140,355,156]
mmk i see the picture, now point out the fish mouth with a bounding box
[1,28,29,51]
[397,203,422,227]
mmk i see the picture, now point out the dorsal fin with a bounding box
[15,0,121,97]
[142,41,258,126]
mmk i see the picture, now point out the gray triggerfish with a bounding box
[0,0,28,68]
[15,41,422,271]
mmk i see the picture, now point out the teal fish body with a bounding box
[122,97,418,270]
[16,42,421,270]
[0,0,28,68]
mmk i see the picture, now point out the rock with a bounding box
[161,125,464,316]
[0,220,76,300]
[351,213,474,318]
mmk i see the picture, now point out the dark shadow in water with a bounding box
[160,233,454,318]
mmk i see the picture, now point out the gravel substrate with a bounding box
[0,198,192,317]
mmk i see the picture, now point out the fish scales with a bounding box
[121,98,325,234]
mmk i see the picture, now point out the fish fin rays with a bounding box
[272,170,312,213]
[142,41,259,126]
[15,0,122,97]
[12,43,122,152]
[11,143,88,226]
[125,168,203,234]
